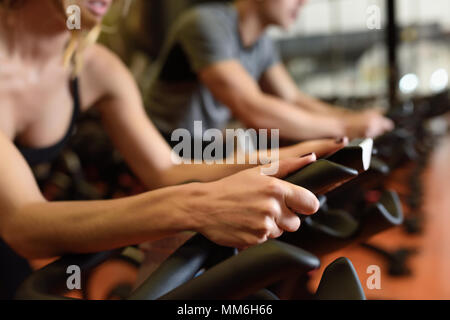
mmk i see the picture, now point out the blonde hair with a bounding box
[63,25,102,76]
[1,0,102,77]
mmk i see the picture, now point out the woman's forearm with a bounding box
[3,184,197,259]
[158,139,345,187]
[160,150,274,185]
[159,146,300,186]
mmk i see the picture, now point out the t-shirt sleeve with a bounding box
[176,9,237,72]
[258,34,282,73]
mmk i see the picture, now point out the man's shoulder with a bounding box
[175,3,235,33]
[257,32,277,48]
[192,2,234,14]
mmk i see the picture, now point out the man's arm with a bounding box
[199,60,347,141]
[199,60,393,140]
[260,63,351,116]
[172,8,392,140]
[259,63,395,136]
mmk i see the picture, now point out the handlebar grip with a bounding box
[281,190,403,257]
[156,240,320,300]
[315,257,366,300]
[326,138,373,173]
[15,250,120,300]
[130,234,233,300]
[285,160,359,195]
[358,190,404,239]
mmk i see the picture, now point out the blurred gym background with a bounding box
[26,0,450,300]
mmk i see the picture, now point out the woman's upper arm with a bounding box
[0,130,45,231]
[82,45,175,188]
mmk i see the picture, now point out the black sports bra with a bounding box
[15,78,81,166]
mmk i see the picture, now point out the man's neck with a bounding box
[0,0,70,65]
[234,1,268,48]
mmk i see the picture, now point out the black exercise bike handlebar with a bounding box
[285,138,373,196]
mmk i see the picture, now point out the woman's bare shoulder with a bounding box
[83,44,128,81]
[81,44,135,99]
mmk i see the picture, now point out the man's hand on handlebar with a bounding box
[344,109,394,139]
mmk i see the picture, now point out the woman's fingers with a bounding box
[266,217,285,239]
[262,153,317,179]
[297,137,349,158]
[275,204,301,233]
[282,180,320,215]
[256,154,321,235]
